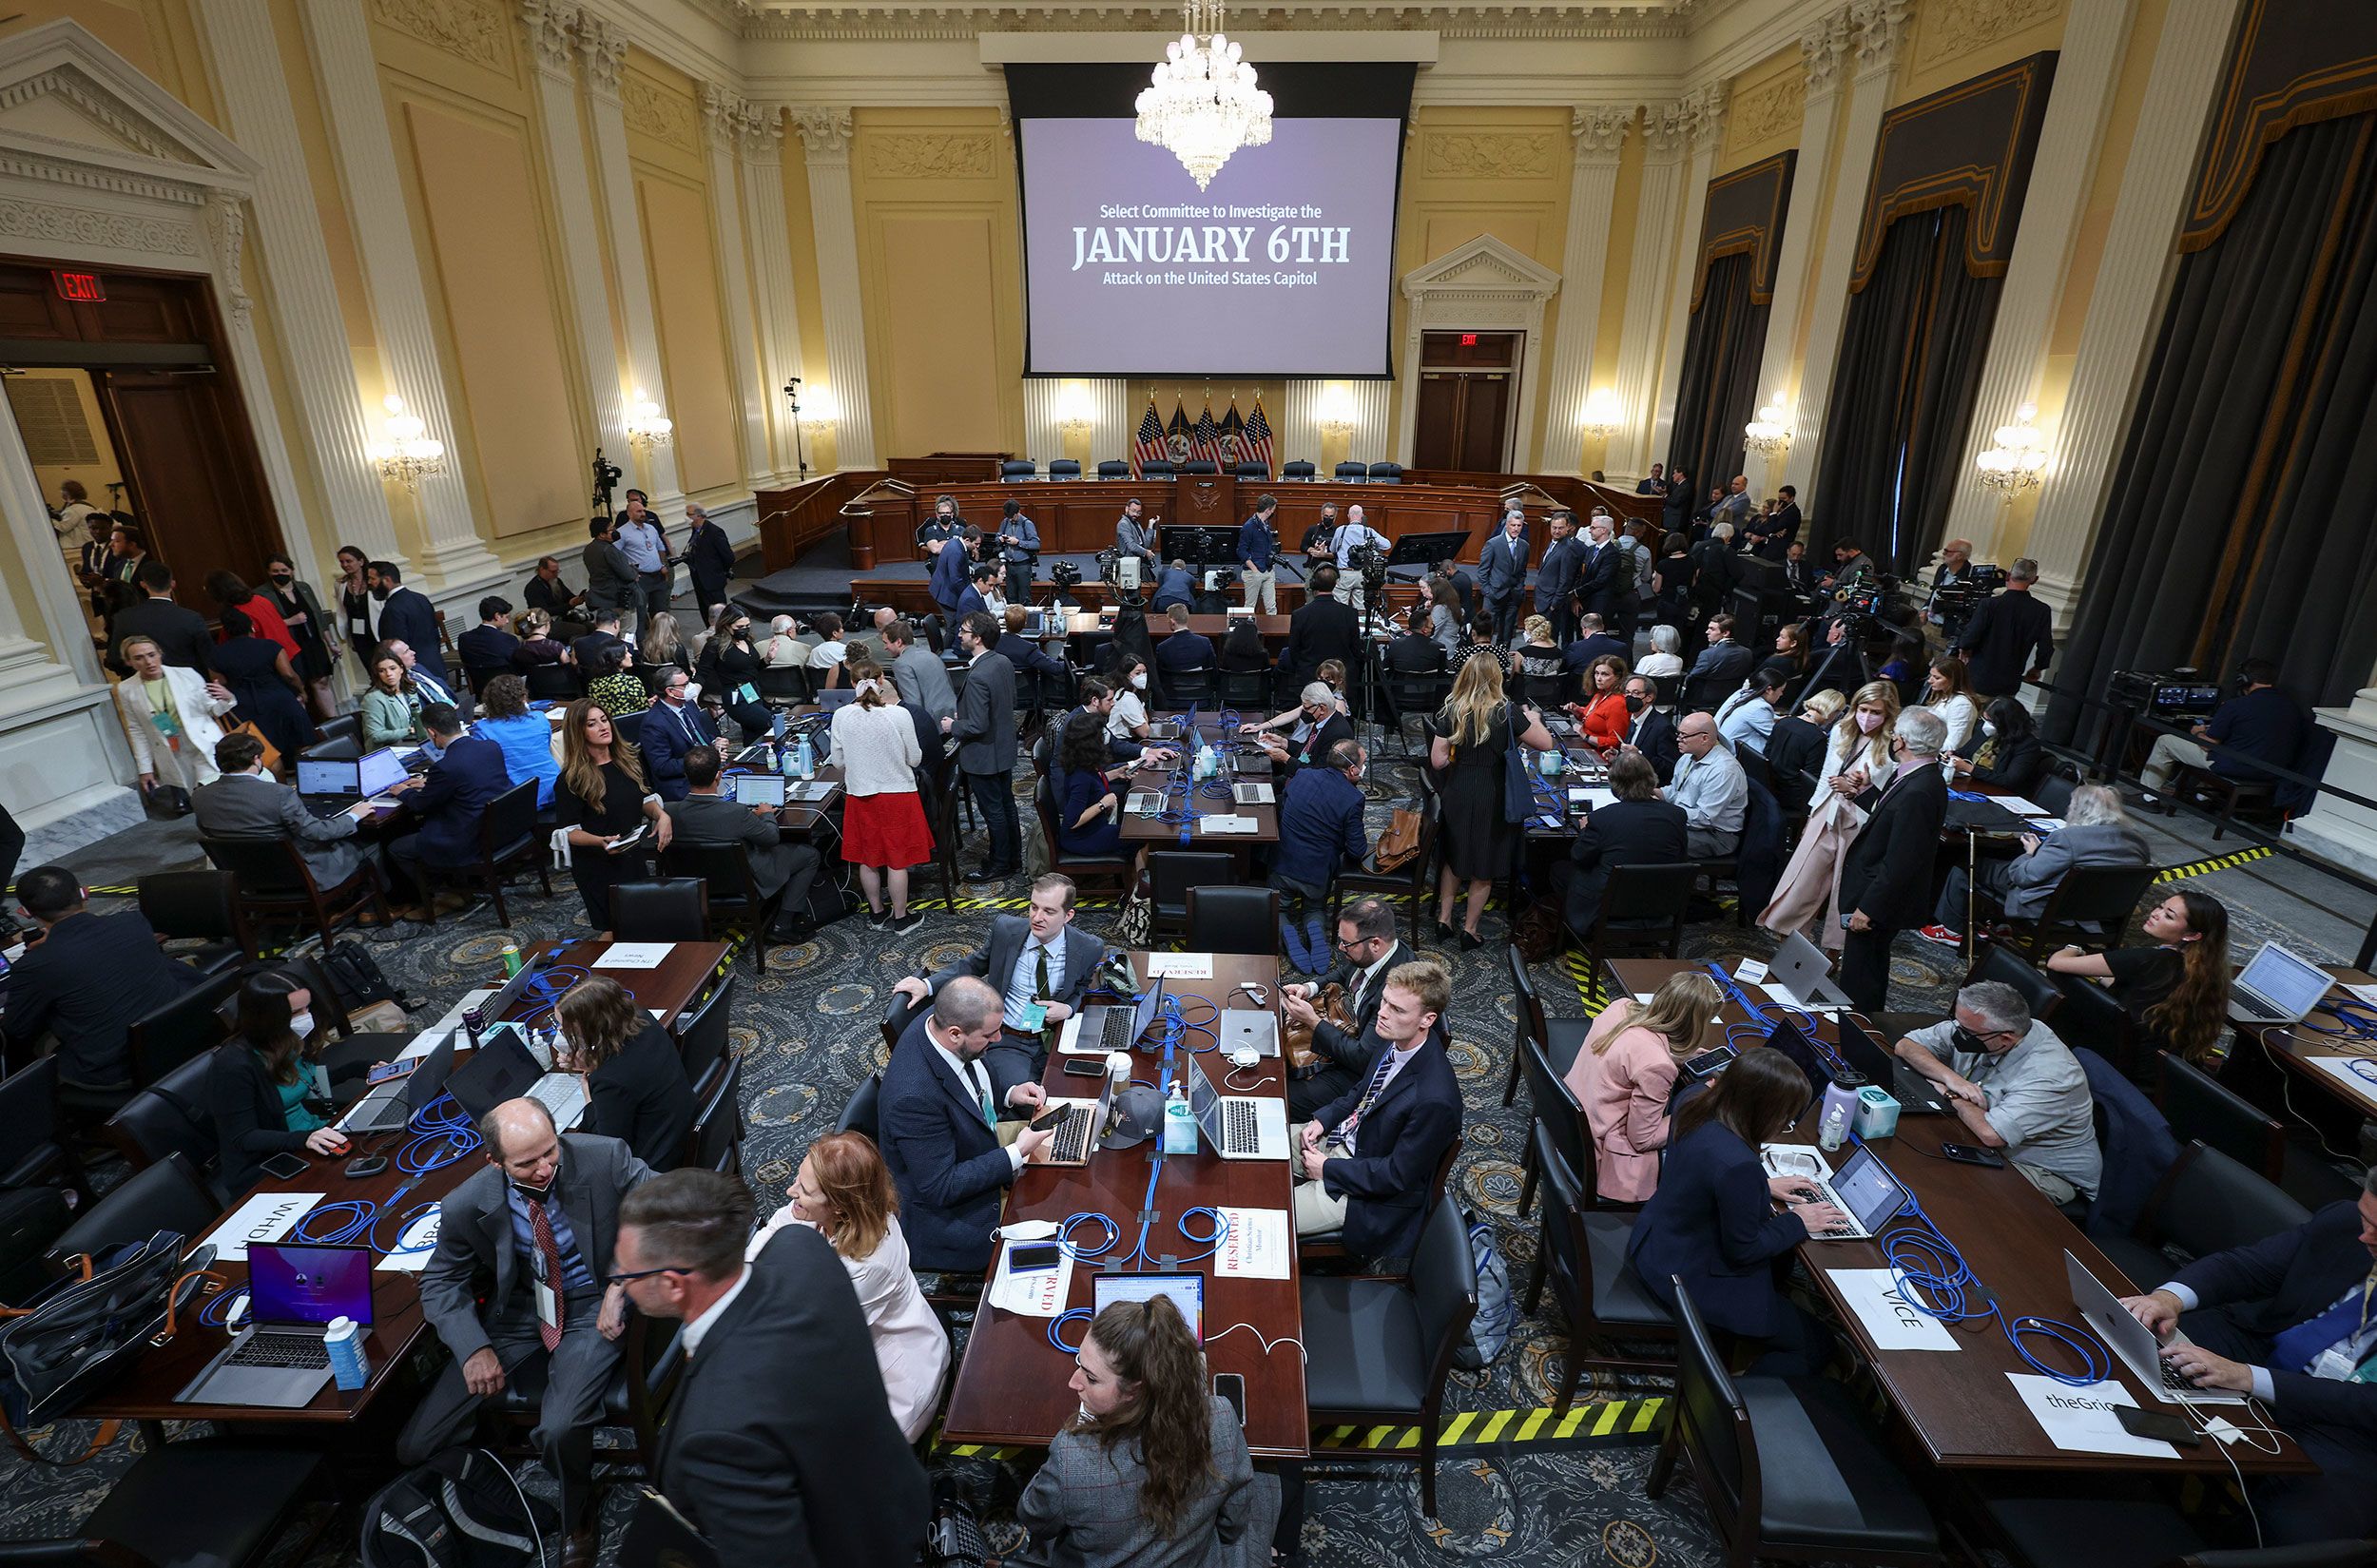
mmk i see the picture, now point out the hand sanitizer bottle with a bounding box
[1163,1081,1198,1154]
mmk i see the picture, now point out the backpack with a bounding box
[1450,1209,1513,1370]
[319,939,409,1012]
[359,1449,556,1568]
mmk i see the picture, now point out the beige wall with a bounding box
[7,370,124,528]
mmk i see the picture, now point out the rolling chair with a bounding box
[1233,462,1266,479]
[1365,462,1402,484]
[610,879,709,944]
[1049,459,1081,480]
[1185,886,1279,954]
[136,870,245,976]
[836,1073,882,1140]
[1525,1128,1673,1407]
[1181,459,1218,475]
[1332,461,1367,481]
[1096,460,1130,479]
[48,1152,220,1263]
[1281,460,1316,480]
[1000,459,1037,482]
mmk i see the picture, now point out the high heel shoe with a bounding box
[1434,920,1457,942]
[1459,930,1484,951]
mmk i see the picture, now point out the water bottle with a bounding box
[323,1316,370,1391]
[1817,1098,1849,1152]
[778,734,798,779]
[792,734,815,780]
[1163,1082,1198,1154]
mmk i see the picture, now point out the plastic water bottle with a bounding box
[778,734,798,779]
[1163,1082,1198,1154]
[792,734,815,781]
[323,1316,370,1391]
[1817,1098,1849,1152]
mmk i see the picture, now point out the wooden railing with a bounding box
[754,470,887,572]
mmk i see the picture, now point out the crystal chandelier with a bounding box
[1744,393,1793,458]
[625,392,675,450]
[369,394,446,490]
[1135,0,1273,190]
[1976,403,2049,494]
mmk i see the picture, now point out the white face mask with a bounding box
[289,1010,315,1039]
[1131,673,1148,690]
[1981,720,1997,739]
[1855,711,1884,735]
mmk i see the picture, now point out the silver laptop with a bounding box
[1230,782,1275,805]
[445,1027,588,1131]
[1760,1143,1909,1241]
[1034,1072,1115,1168]
[177,1242,375,1408]
[341,1033,457,1133]
[1060,977,1166,1055]
[1764,933,1857,1011]
[1180,1053,1289,1161]
[733,773,786,807]
[2066,1250,2249,1405]
[1220,1009,1279,1059]
[1126,791,1165,816]
[2230,941,2336,1026]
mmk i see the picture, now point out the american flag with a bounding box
[1190,397,1222,466]
[1131,396,1167,477]
[1242,396,1276,478]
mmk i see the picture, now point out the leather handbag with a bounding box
[0,1230,219,1461]
[227,711,283,776]
[1283,982,1352,1074]
[1371,804,1422,873]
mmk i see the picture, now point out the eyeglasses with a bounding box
[604,1264,688,1287]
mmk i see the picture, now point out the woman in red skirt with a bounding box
[831,651,932,936]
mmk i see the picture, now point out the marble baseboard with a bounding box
[18,783,145,868]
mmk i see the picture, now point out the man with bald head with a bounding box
[399,1098,652,1567]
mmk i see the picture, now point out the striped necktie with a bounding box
[1338,1050,1400,1144]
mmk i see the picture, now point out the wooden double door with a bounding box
[1413,330,1519,473]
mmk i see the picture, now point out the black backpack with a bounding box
[359,1449,556,1568]
[319,939,409,1012]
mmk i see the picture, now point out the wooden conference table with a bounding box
[1115,710,1283,859]
[1057,608,1292,650]
[939,951,1309,1458]
[1611,957,2316,1476]
[80,939,728,1428]
[2235,962,2377,1121]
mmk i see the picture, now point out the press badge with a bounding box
[531,1249,560,1333]
[2309,1346,2375,1383]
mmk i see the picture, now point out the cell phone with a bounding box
[1061,1057,1108,1078]
[1009,1241,1060,1272]
[1682,1047,1734,1077]
[260,1152,312,1181]
[344,1153,389,1179]
[1213,1371,1246,1423]
[1030,1106,1069,1132]
[366,1058,416,1086]
[1939,1142,2007,1168]
[2115,1404,2201,1446]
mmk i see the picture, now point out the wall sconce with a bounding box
[1056,382,1095,442]
[1317,382,1357,438]
[369,394,446,490]
[1577,388,1623,439]
[1976,403,2049,495]
[1744,393,1793,458]
[802,385,841,433]
[625,391,675,449]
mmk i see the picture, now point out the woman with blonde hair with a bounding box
[639,609,687,691]
[553,696,671,933]
[1428,654,1556,947]
[749,1131,949,1442]
[1565,971,1723,1202]
[1758,679,1901,947]
[831,648,930,935]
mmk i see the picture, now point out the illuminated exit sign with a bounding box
[1459,333,1477,346]
[51,270,106,302]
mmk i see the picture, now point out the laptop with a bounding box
[2067,1250,2250,1405]
[296,756,360,801]
[445,1027,588,1131]
[1832,1016,1954,1115]
[1059,977,1167,1055]
[176,1242,374,1408]
[1220,1010,1279,1059]
[1230,781,1275,806]
[2230,941,2337,1026]
[354,746,412,802]
[1092,1271,1205,1342]
[1034,1071,1115,1168]
[1126,791,1165,816]
[1180,1053,1290,1161]
[341,1034,457,1133]
[1764,932,1857,1011]
[1759,1143,1910,1241]
[1762,1016,1843,1105]
[733,773,786,807]
[819,687,859,711]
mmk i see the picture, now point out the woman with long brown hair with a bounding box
[2048,889,2234,1065]
[1759,678,1901,948]
[554,696,671,933]
[749,1131,950,1443]
[1428,653,1556,947]
[203,969,350,1195]
[1015,1294,1263,1562]
[552,974,692,1169]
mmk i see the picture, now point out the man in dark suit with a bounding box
[1663,467,1694,537]
[1836,707,1951,1013]
[193,731,402,909]
[1284,958,1462,1270]
[2119,1175,2377,1544]
[664,745,821,934]
[638,664,715,802]
[682,504,737,616]
[990,606,1066,709]
[1149,557,1197,613]
[1560,612,1630,674]
[1478,513,1529,644]
[955,560,1000,623]
[1612,673,1680,783]
[1283,896,1414,1119]
[1154,604,1214,671]
[879,978,1056,1271]
[1256,683,1353,778]
[1,864,199,1094]
[455,596,519,692]
[891,874,1108,1096]
[951,611,1020,881]
[523,554,583,621]
[615,1171,930,1565]
[398,1101,650,1563]
[1270,738,1369,929]
[1779,537,1815,594]
[385,704,509,903]
[570,609,628,676]
[1281,566,1361,691]
[581,516,638,622]
[1746,485,1801,559]
[1681,613,1754,709]
[1575,513,1630,628]
[106,562,216,674]
[1950,556,2055,699]
[365,560,450,690]
[1533,511,1586,646]
[1547,752,1687,937]
[929,527,978,619]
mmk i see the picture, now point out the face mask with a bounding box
[1948,1024,1993,1055]
[1624,693,1646,714]
[1131,673,1147,689]
[1981,720,1997,739]
[270,571,293,586]
[1855,711,1883,734]
[288,1010,315,1039]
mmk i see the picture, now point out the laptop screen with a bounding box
[819,687,858,710]
[1092,1271,1205,1342]
[1829,1147,1909,1234]
[296,757,358,797]
[444,1029,547,1120]
[733,773,787,807]
[1763,1017,1834,1091]
[2237,943,2333,1018]
[247,1242,374,1326]
[1831,1017,1892,1083]
[1179,1054,1223,1143]
[356,747,411,798]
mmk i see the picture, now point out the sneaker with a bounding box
[890,910,927,937]
[867,907,891,929]
[1917,924,1963,947]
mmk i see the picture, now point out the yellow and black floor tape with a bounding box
[2156,845,2271,881]
[934,1396,1668,1461]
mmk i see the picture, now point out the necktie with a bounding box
[1034,943,1052,1009]
[527,1195,567,1350]
[1339,1049,1400,1144]
[972,1063,995,1129]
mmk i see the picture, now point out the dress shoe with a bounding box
[963,866,1004,885]
[562,1527,597,1568]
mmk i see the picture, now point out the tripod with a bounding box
[783,377,810,481]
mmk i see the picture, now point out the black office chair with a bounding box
[297,736,359,765]
[689,1056,744,1173]
[1575,861,1697,970]
[48,1152,220,1262]
[100,1054,217,1178]
[1527,1126,1672,1407]
[1647,1282,1945,1566]
[881,983,934,1055]
[1001,459,1037,482]
[2049,972,2135,1078]
[17,1437,332,1568]
[1329,797,1438,951]
[315,712,361,749]
[1963,944,2063,1025]
[0,1059,87,1198]
[1218,667,1272,711]
[494,1310,683,1482]
[1299,1195,1478,1517]
[1514,1036,1594,1218]
[658,841,786,973]
[1096,460,1130,479]
[612,710,645,750]
[137,870,245,976]
[1379,668,1452,756]
[1165,666,1218,706]
[2155,1053,2284,1183]
[610,879,710,944]
[1035,776,1132,900]
[124,970,242,1086]
[1186,886,1279,955]
[1233,462,1266,479]
[1282,460,1316,479]
[1333,461,1367,481]
[1974,1488,2214,1568]
[200,835,388,956]
[525,663,581,702]
[674,976,737,1094]
[2095,1141,2309,1292]
[758,664,810,707]
[2009,862,2163,958]
[836,1073,881,1140]
[1049,459,1081,480]
[1497,938,1590,1106]
[1142,461,1176,479]
[415,779,551,928]
[1149,851,1234,936]
[1365,462,1402,484]
[1181,459,1217,475]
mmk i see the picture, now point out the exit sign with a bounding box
[51,270,105,302]
[1459,332,1478,346]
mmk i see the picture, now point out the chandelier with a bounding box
[625,392,675,450]
[1744,393,1793,458]
[1135,0,1272,190]
[369,394,445,490]
[1577,388,1624,439]
[1976,403,2048,494]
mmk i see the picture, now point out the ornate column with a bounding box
[519,1,628,464]
[1751,7,1854,492]
[1941,0,2139,562]
[737,103,805,481]
[1540,106,1633,474]
[193,0,401,572]
[700,86,774,492]
[299,0,501,591]
[1022,379,1128,471]
[580,17,683,509]
[1646,83,1729,475]
[1606,101,1690,481]
[790,107,878,469]
[2023,0,2245,622]
[1781,0,1910,500]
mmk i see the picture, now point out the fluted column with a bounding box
[1541,106,1633,474]
[1751,7,1854,493]
[1606,102,1690,481]
[700,86,773,492]
[193,0,401,572]
[2023,0,2245,622]
[1281,379,1389,474]
[738,104,805,480]
[519,0,627,465]
[1784,0,1910,501]
[580,18,683,509]
[1647,84,1730,475]
[300,0,500,590]
[790,108,877,470]
[1022,378,1129,471]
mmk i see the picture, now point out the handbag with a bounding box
[227,711,282,776]
[143,781,192,819]
[0,1230,219,1461]
[1498,700,1537,825]
[1282,982,1352,1074]
[1371,804,1422,873]
[1112,887,1152,947]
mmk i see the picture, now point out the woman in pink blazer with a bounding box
[1562,971,1723,1203]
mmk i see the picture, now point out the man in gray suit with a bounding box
[190,731,422,914]
[1478,511,1530,644]
[879,617,955,724]
[397,1100,650,1567]
[1923,783,2151,944]
[663,745,821,937]
[892,872,1109,1096]
[949,610,1019,883]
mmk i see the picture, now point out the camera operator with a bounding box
[1301,502,1342,571]
[1328,504,1389,613]
[1949,556,2054,700]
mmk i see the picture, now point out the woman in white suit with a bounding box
[114,633,238,795]
[749,1130,949,1443]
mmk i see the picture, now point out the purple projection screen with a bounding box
[1018,116,1401,377]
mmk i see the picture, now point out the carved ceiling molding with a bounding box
[737,3,1696,43]
[367,0,511,74]
[1572,104,1634,159]
[1726,64,1804,153]
[862,129,1000,178]
[1420,129,1556,180]
[621,66,702,153]
[1914,0,2062,73]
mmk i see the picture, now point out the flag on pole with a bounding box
[1242,395,1276,478]
[1190,397,1222,466]
[1165,397,1192,465]
[1218,397,1246,470]
[1131,396,1168,477]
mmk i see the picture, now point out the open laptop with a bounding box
[1764,932,1857,1011]
[1230,781,1275,806]
[1126,790,1166,816]
[354,746,411,801]
[445,1026,588,1131]
[1762,1016,1846,1108]
[1832,1016,1954,1114]
[2230,941,2338,1026]
[2067,1250,2249,1405]
[1093,1271,1204,1342]
[176,1242,374,1408]
[733,773,786,807]
[1759,1143,1910,1241]
[1034,1071,1115,1167]
[1179,1053,1290,1161]
[1059,977,1167,1055]
[341,1034,457,1133]
[295,755,360,802]
[819,687,859,711]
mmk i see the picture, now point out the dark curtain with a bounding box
[1811,204,2005,574]
[1666,252,1769,500]
[2059,112,2377,714]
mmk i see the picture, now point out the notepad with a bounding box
[593,941,673,969]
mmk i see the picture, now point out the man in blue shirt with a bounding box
[1238,493,1279,612]
[1153,604,1213,671]
[2140,657,2309,803]
[612,491,671,634]
[993,498,1038,605]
